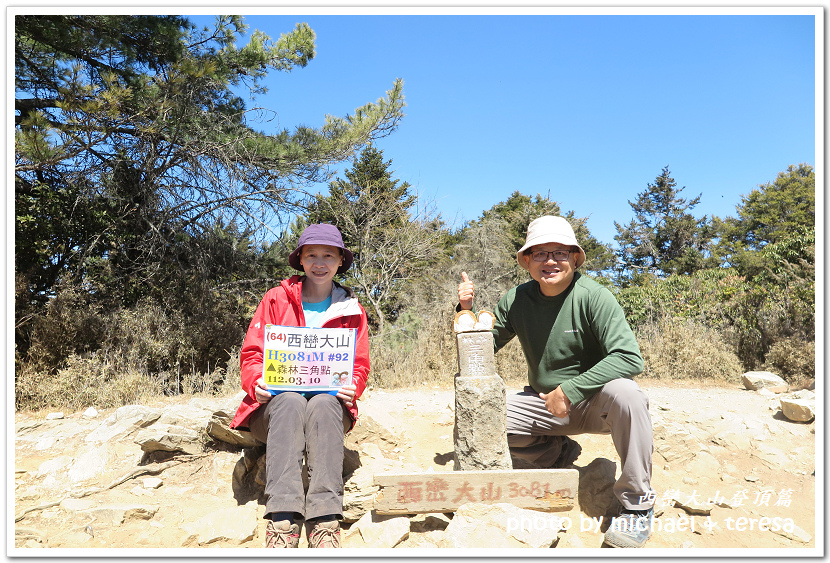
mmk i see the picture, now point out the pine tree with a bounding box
[614,166,714,278]
[15,15,405,372]
[15,15,404,302]
[307,145,442,335]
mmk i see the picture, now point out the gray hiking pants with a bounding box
[506,377,655,511]
[248,392,351,521]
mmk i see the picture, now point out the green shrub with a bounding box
[618,266,815,372]
[22,286,107,373]
[221,347,241,395]
[15,287,242,411]
[636,316,743,382]
[763,337,815,385]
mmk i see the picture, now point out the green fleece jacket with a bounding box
[491,272,644,405]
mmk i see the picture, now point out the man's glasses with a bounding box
[530,250,572,262]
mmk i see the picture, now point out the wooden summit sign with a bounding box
[373,469,578,514]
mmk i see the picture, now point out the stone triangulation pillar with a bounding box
[453,330,513,471]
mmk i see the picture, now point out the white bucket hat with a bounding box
[516,216,585,270]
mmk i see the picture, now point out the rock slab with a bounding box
[780,390,816,422]
[344,511,410,548]
[741,371,788,393]
[442,502,565,548]
[454,373,512,470]
[180,504,258,545]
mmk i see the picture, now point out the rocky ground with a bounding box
[13,377,818,553]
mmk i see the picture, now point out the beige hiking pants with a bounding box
[506,377,655,511]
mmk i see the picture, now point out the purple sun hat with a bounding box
[288,223,353,274]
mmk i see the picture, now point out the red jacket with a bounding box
[230,275,370,431]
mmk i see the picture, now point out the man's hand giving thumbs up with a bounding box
[458,271,475,311]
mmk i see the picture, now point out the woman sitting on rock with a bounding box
[229,224,370,548]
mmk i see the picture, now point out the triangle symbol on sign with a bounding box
[266,362,276,373]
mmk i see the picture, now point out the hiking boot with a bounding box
[308,519,341,548]
[603,507,654,548]
[265,520,300,548]
[553,436,582,468]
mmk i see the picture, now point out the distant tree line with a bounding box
[15,15,815,410]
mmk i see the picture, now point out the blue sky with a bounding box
[189,11,817,246]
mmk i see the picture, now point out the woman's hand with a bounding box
[254,377,273,404]
[336,384,357,409]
